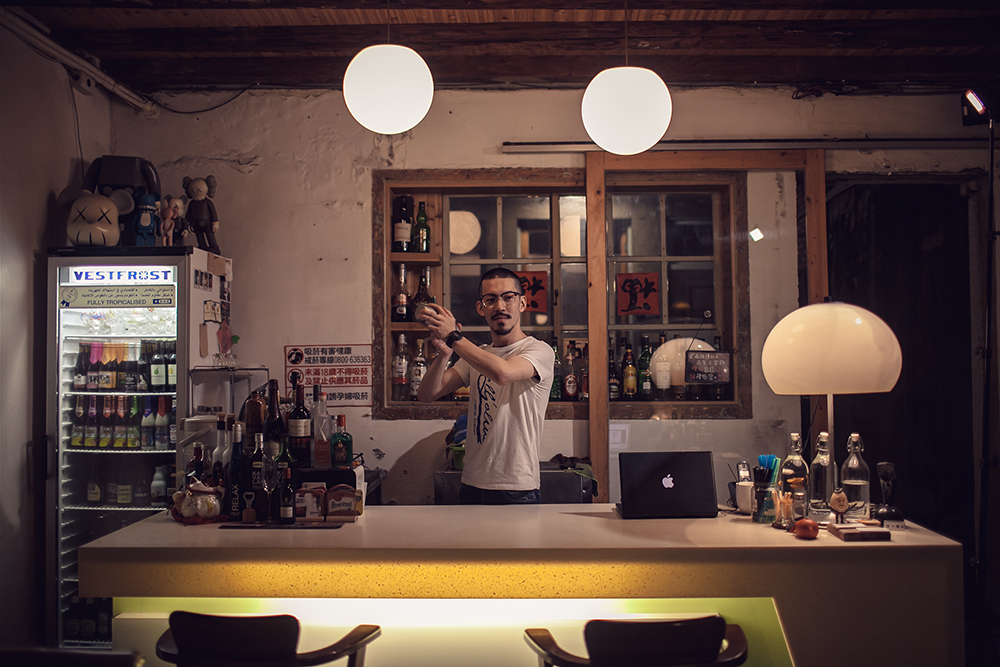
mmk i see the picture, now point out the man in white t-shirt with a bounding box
[417,267,554,504]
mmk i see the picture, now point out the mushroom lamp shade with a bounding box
[581,67,673,156]
[343,44,434,135]
[761,302,902,395]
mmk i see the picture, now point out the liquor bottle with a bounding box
[98,395,113,448]
[98,342,115,392]
[617,336,628,374]
[653,331,671,401]
[116,458,133,506]
[70,395,86,448]
[287,384,312,467]
[84,394,99,448]
[104,457,118,506]
[409,339,427,400]
[273,433,296,493]
[86,457,103,506]
[127,395,141,449]
[622,345,638,400]
[580,343,589,401]
[411,269,433,322]
[563,341,578,401]
[841,432,871,519]
[169,396,178,450]
[331,415,354,468]
[86,341,102,392]
[392,195,413,253]
[133,463,151,507]
[391,334,411,401]
[637,335,654,401]
[607,349,621,401]
[149,341,166,391]
[278,467,296,524]
[412,201,430,253]
[808,431,835,517]
[226,423,247,519]
[779,433,809,497]
[73,342,90,391]
[140,396,155,450]
[136,341,150,393]
[154,396,170,450]
[549,340,562,400]
[166,339,177,393]
[150,465,168,508]
[113,394,128,448]
[243,390,266,455]
[392,263,411,322]
[185,443,205,483]
[263,379,286,459]
[248,432,271,522]
[312,390,333,469]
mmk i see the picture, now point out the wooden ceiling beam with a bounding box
[17,1,1000,10]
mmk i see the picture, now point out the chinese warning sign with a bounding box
[284,344,372,407]
[616,272,660,316]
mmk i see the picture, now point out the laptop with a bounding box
[616,451,719,519]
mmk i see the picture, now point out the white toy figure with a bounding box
[182,175,220,255]
[66,190,134,246]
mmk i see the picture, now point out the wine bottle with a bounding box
[248,432,271,523]
[140,395,155,450]
[392,263,411,322]
[70,395,86,448]
[98,395,113,448]
[412,200,430,253]
[287,384,312,467]
[271,435,296,520]
[331,415,354,469]
[637,336,653,401]
[312,390,333,469]
[607,349,621,401]
[136,341,150,393]
[154,395,169,450]
[263,379,286,459]
[391,334,411,402]
[166,339,177,393]
[392,195,413,253]
[86,341,102,391]
[113,394,128,448]
[243,389,267,454]
[215,413,230,476]
[84,394,99,448]
[411,269,433,322]
[278,466,295,524]
[150,341,166,391]
[73,342,89,391]
[622,345,638,400]
[123,341,139,393]
[115,343,128,392]
[226,422,247,520]
[169,396,178,450]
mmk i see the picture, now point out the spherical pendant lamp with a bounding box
[581,66,673,155]
[343,44,434,135]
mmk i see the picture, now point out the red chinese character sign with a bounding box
[515,271,548,313]
[616,272,661,316]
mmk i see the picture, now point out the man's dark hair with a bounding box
[479,267,524,296]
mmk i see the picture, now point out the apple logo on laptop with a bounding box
[661,474,674,489]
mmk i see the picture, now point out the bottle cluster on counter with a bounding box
[180,379,360,525]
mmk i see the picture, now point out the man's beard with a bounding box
[490,313,513,334]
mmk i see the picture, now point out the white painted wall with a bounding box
[105,86,989,505]
[0,29,112,645]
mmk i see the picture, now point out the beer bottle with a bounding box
[73,343,90,391]
[84,395,99,448]
[140,395,155,450]
[607,350,621,401]
[150,341,166,391]
[112,394,128,448]
[86,341,102,391]
[98,395,113,448]
[127,395,142,449]
[166,339,177,393]
[154,396,170,451]
[136,341,150,393]
[70,395,86,448]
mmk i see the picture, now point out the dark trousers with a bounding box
[459,483,540,505]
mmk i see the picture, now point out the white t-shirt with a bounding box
[453,336,554,490]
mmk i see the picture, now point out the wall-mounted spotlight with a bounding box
[963,88,994,126]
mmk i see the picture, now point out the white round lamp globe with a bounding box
[581,67,672,155]
[343,44,434,135]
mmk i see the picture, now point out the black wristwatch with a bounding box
[445,330,464,347]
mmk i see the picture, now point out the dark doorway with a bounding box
[825,180,980,651]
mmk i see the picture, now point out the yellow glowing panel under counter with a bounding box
[80,504,964,667]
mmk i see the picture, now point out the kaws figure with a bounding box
[66,190,134,246]
[183,175,220,255]
[130,192,161,246]
[160,195,188,247]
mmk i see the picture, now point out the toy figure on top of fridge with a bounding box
[45,245,234,648]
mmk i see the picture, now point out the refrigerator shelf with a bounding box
[61,449,176,455]
[63,391,176,396]
[63,334,178,340]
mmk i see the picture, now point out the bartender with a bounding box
[418,267,554,504]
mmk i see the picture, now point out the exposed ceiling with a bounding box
[6,1,1000,95]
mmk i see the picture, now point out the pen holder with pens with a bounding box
[752,461,778,523]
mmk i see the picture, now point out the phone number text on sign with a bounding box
[284,344,372,407]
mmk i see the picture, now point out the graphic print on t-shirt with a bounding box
[474,374,496,445]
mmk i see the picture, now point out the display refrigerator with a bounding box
[45,245,234,648]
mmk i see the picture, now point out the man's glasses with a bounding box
[479,291,522,309]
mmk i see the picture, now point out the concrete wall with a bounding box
[0,30,112,645]
[107,87,987,505]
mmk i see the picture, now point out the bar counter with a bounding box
[80,504,964,666]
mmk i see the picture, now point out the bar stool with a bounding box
[155,611,380,667]
[524,615,748,666]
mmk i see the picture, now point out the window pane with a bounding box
[665,193,715,256]
[449,264,482,325]
[611,261,663,326]
[449,196,497,259]
[609,194,661,257]
[559,195,587,258]
[502,196,551,259]
[560,263,588,327]
[667,261,716,324]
